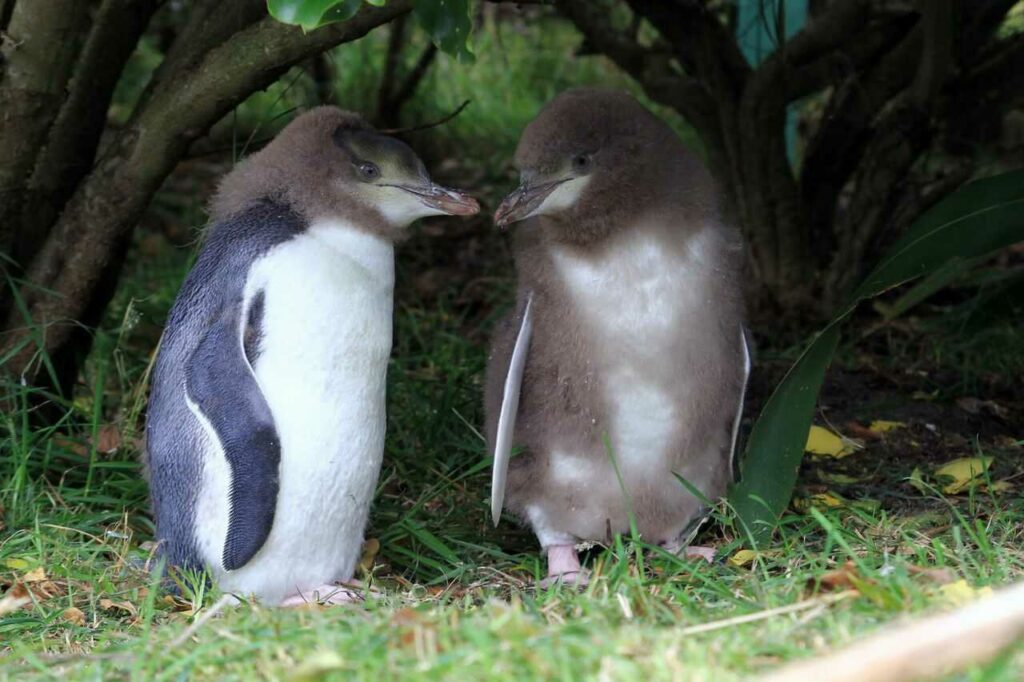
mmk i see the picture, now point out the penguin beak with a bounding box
[398,184,480,216]
[494,179,566,229]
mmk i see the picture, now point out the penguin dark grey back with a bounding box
[147,106,478,605]
[486,88,749,585]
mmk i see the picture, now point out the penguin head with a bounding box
[210,107,478,239]
[495,88,708,244]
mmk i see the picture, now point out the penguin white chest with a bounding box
[208,220,394,603]
[553,232,697,471]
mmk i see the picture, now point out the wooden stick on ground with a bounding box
[763,580,1024,682]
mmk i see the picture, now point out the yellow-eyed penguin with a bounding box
[145,106,479,605]
[485,89,750,586]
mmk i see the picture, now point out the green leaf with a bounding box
[729,171,1024,544]
[267,0,362,31]
[730,323,840,543]
[413,0,474,62]
[851,170,1024,301]
[878,256,977,319]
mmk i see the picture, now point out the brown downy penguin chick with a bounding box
[146,106,478,606]
[485,88,750,586]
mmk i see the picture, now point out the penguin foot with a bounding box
[539,544,590,589]
[280,583,364,607]
[538,569,590,589]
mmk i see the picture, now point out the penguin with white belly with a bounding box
[145,107,479,606]
[486,89,750,586]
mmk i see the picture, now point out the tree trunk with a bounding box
[0,0,413,391]
[557,0,1022,318]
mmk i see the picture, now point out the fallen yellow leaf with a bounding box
[793,491,847,512]
[980,480,1014,494]
[819,472,865,484]
[805,425,858,458]
[908,467,929,494]
[62,606,86,626]
[937,579,993,606]
[3,558,29,570]
[728,550,759,567]
[868,420,905,433]
[934,457,993,494]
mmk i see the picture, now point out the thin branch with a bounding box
[378,99,471,135]
[386,43,439,120]
[910,0,953,105]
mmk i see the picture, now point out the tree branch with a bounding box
[0,0,92,256]
[16,0,162,269]
[554,0,718,142]
[626,0,751,99]
[3,1,414,378]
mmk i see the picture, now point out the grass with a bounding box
[2,245,1023,679]
[4,10,1024,681]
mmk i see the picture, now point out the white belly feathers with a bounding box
[198,220,394,604]
[551,229,707,473]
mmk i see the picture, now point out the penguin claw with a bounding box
[538,569,590,590]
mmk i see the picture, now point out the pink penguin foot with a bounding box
[538,544,590,589]
[280,582,366,607]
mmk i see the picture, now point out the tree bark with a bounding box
[555,0,1016,315]
[1,0,413,384]
[0,0,92,256]
[14,0,162,272]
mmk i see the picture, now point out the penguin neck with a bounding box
[306,218,395,285]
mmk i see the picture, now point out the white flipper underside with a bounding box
[729,327,752,472]
[491,295,534,526]
[674,326,752,549]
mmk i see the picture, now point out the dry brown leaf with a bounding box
[0,583,31,615]
[809,561,870,594]
[23,567,47,583]
[99,598,138,616]
[94,424,123,453]
[52,435,89,458]
[907,565,957,586]
[159,594,196,615]
[843,421,883,441]
[358,538,380,576]
[62,606,87,626]
[956,398,1009,419]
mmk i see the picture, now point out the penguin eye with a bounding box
[571,154,591,174]
[357,162,380,182]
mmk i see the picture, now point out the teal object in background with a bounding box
[735,0,808,164]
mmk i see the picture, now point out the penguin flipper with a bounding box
[491,294,534,527]
[728,327,753,472]
[186,305,280,571]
